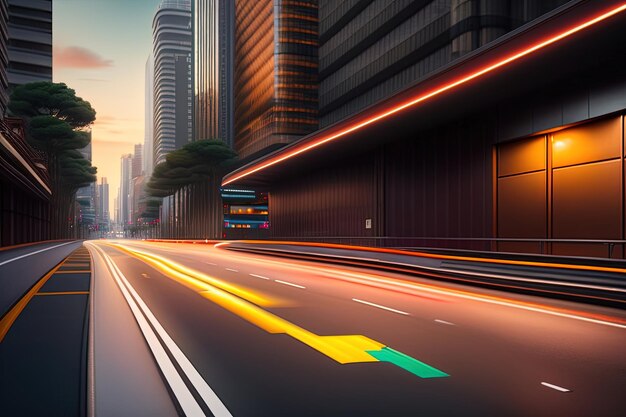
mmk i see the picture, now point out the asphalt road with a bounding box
[88,240,626,417]
[0,240,82,318]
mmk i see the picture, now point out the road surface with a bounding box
[86,239,626,417]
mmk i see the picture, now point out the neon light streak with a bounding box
[223,3,626,186]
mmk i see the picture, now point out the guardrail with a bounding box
[261,237,626,259]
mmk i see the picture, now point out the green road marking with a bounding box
[367,347,449,378]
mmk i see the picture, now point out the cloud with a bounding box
[55,46,113,69]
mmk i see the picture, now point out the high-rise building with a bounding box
[132,143,143,179]
[6,0,52,89]
[152,0,193,165]
[76,137,96,228]
[96,177,110,229]
[0,0,9,115]
[144,54,154,178]
[193,0,233,146]
[317,0,570,126]
[233,0,318,159]
[119,153,132,226]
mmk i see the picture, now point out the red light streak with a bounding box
[223,3,626,186]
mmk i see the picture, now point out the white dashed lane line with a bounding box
[434,319,455,326]
[225,268,239,272]
[541,382,571,393]
[351,298,410,316]
[274,279,306,289]
[249,273,270,280]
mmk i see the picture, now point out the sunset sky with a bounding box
[53,0,161,213]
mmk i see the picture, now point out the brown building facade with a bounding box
[233,0,318,159]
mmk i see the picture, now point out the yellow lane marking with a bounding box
[35,291,89,296]
[108,243,386,364]
[0,262,63,342]
[110,244,283,308]
[53,270,91,274]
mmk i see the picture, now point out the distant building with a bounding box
[6,0,52,89]
[96,177,109,230]
[144,53,154,177]
[119,153,132,226]
[132,143,143,179]
[152,0,192,165]
[233,0,318,159]
[76,137,96,228]
[193,0,233,146]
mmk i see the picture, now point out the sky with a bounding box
[53,0,161,214]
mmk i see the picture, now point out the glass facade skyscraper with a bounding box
[6,0,52,89]
[193,0,234,147]
[152,0,192,165]
[233,0,318,159]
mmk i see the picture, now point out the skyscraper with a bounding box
[6,0,52,88]
[193,0,233,146]
[152,0,193,165]
[144,53,154,178]
[119,153,132,226]
[132,144,143,179]
[233,0,318,159]
[96,177,110,229]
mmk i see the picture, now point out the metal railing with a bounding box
[263,236,626,259]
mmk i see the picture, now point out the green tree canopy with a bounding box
[146,139,237,198]
[8,81,96,128]
[8,81,98,238]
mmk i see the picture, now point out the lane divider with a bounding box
[541,382,571,393]
[88,243,233,417]
[106,243,449,379]
[274,279,305,289]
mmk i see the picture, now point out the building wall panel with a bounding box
[384,120,495,249]
[552,159,622,256]
[552,116,621,168]
[498,136,545,176]
[270,154,379,238]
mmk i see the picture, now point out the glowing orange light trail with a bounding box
[223,3,626,186]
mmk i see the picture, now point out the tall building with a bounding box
[144,53,154,178]
[233,0,318,159]
[223,0,626,258]
[6,0,52,88]
[317,0,570,126]
[193,0,233,146]
[132,143,143,179]
[119,153,132,226]
[76,138,96,228]
[152,0,192,165]
[96,177,110,229]
[0,0,9,115]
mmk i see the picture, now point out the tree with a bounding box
[9,82,97,238]
[146,139,237,238]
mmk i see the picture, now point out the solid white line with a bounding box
[89,244,206,417]
[274,279,306,289]
[225,268,238,272]
[90,243,233,417]
[351,298,410,315]
[0,241,75,266]
[249,273,270,280]
[434,319,455,326]
[541,382,571,392]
